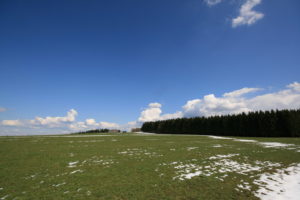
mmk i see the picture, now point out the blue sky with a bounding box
[1,0,300,135]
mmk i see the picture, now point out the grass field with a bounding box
[1,133,300,200]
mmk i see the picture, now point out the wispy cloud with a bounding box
[0,107,6,112]
[232,0,264,27]
[204,0,265,27]
[204,0,223,6]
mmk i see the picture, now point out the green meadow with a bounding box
[1,134,300,200]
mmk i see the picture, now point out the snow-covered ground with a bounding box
[254,163,300,200]
[208,135,300,199]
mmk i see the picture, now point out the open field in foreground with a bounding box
[1,133,300,200]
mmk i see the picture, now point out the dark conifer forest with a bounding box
[141,109,300,137]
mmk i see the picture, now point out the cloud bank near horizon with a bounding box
[1,82,300,135]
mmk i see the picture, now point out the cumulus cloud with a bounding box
[99,122,120,129]
[232,0,264,27]
[1,82,300,135]
[138,103,162,122]
[1,120,23,126]
[247,82,300,111]
[68,119,120,131]
[137,102,183,123]
[85,118,97,126]
[182,93,251,117]
[30,109,78,127]
[0,107,6,112]
[204,0,223,6]
[182,82,300,117]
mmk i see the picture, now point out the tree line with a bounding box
[141,109,300,137]
[72,129,111,134]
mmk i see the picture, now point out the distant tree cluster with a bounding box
[141,109,300,137]
[72,129,110,134]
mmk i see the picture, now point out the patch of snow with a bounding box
[233,139,257,143]
[208,135,299,151]
[254,163,300,200]
[44,135,113,137]
[68,161,79,168]
[209,154,239,160]
[259,142,294,148]
[237,183,251,191]
[0,195,9,200]
[52,182,66,187]
[70,169,83,174]
[118,148,162,158]
[208,136,233,140]
[212,144,222,148]
[177,171,202,180]
[187,147,198,151]
[164,158,281,181]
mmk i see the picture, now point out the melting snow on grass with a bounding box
[233,139,257,143]
[68,156,118,169]
[212,144,222,148]
[186,147,198,151]
[208,135,299,151]
[254,163,300,200]
[52,182,66,187]
[0,194,9,200]
[208,136,233,140]
[118,148,163,158]
[209,154,239,160]
[259,142,294,148]
[68,161,79,168]
[160,154,281,181]
[70,169,83,174]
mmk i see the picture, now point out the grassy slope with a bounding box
[0,134,300,200]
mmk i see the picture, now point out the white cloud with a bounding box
[223,87,261,98]
[30,109,78,127]
[85,118,97,126]
[204,0,223,6]
[136,102,183,123]
[68,121,87,131]
[181,82,300,117]
[0,107,6,112]
[98,121,120,129]
[182,93,251,117]
[247,83,300,111]
[68,119,120,131]
[148,102,162,108]
[138,103,162,122]
[160,111,183,120]
[1,82,300,135]
[1,120,23,126]
[288,82,300,92]
[232,0,264,27]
